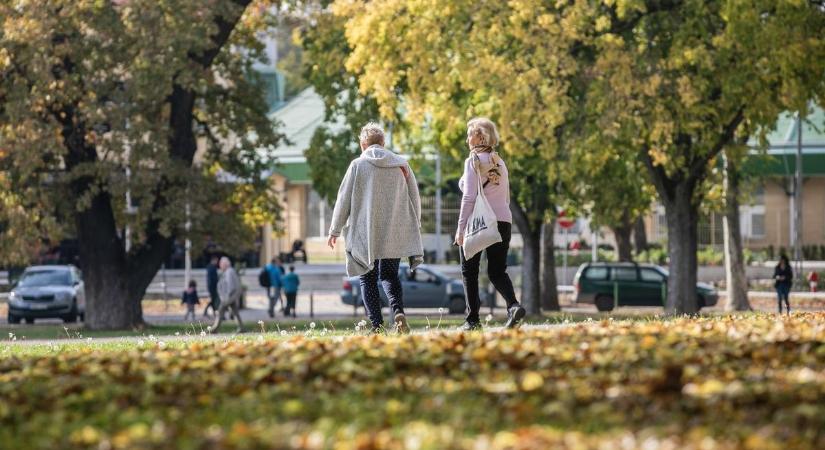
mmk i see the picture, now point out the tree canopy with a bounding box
[0,0,283,328]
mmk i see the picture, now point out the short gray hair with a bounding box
[466,117,500,148]
[359,122,385,147]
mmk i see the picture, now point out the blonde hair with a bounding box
[359,122,385,147]
[466,117,500,149]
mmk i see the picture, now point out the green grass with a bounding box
[0,310,671,343]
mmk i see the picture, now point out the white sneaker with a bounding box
[394,313,410,335]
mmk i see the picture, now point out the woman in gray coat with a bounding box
[209,257,243,333]
[327,122,424,334]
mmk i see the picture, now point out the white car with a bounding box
[7,265,86,324]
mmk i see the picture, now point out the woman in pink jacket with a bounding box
[455,118,525,331]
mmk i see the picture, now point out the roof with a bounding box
[747,105,825,177]
[267,88,326,165]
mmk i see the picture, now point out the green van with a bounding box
[572,262,718,311]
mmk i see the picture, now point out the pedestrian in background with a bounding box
[204,255,220,318]
[774,254,793,315]
[210,257,243,333]
[263,257,283,318]
[181,280,200,322]
[282,266,300,317]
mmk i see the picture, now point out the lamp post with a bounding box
[794,113,803,281]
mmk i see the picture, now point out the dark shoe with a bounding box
[504,304,526,329]
[268,309,274,318]
[459,320,482,331]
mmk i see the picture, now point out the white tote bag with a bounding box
[462,155,502,259]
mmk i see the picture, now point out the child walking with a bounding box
[181,280,200,322]
[282,266,300,317]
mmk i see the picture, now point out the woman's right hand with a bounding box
[454,231,464,247]
[327,235,337,249]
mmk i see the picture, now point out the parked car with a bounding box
[6,265,86,324]
[573,262,718,311]
[341,264,474,313]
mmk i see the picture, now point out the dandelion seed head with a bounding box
[485,314,493,322]
[280,330,287,336]
[310,322,316,329]
[438,308,444,314]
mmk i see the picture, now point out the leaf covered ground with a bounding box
[1,313,824,449]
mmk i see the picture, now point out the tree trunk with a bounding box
[722,153,751,311]
[633,216,648,254]
[541,220,560,311]
[75,192,142,329]
[662,186,700,314]
[512,202,541,315]
[611,220,634,262]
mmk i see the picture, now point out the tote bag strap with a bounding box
[471,153,489,201]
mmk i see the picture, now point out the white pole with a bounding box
[795,113,803,281]
[125,166,132,252]
[563,226,568,285]
[591,229,598,262]
[184,201,191,288]
[435,150,443,263]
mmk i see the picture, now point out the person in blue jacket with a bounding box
[265,257,283,318]
[282,266,300,317]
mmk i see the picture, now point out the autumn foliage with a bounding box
[1,313,824,448]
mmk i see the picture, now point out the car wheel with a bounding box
[7,313,21,324]
[448,296,466,315]
[24,317,34,324]
[697,295,706,310]
[63,301,78,323]
[595,295,615,312]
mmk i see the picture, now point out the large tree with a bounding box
[0,0,282,329]
[297,6,382,204]
[329,0,613,313]
[590,0,825,313]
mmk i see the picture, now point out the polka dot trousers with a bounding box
[359,258,404,328]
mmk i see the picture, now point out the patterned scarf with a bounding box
[470,145,503,186]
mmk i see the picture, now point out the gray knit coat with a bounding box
[217,267,242,305]
[329,145,424,277]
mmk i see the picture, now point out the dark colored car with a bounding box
[573,262,718,311]
[341,264,472,313]
[7,265,86,324]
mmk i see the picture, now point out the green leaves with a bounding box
[0,1,283,265]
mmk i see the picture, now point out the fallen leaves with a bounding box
[0,313,823,449]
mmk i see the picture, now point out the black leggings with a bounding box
[359,259,404,327]
[460,221,519,322]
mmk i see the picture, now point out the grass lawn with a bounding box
[0,311,655,342]
[1,313,823,449]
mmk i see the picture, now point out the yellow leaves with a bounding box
[0,48,10,70]
[520,371,544,391]
[594,15,611,32]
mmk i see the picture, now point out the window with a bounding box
[410,269,438,284]
[584,267,608,280]
[751,213,765,238]
[640,268,665,282]
[612,267,638,281]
